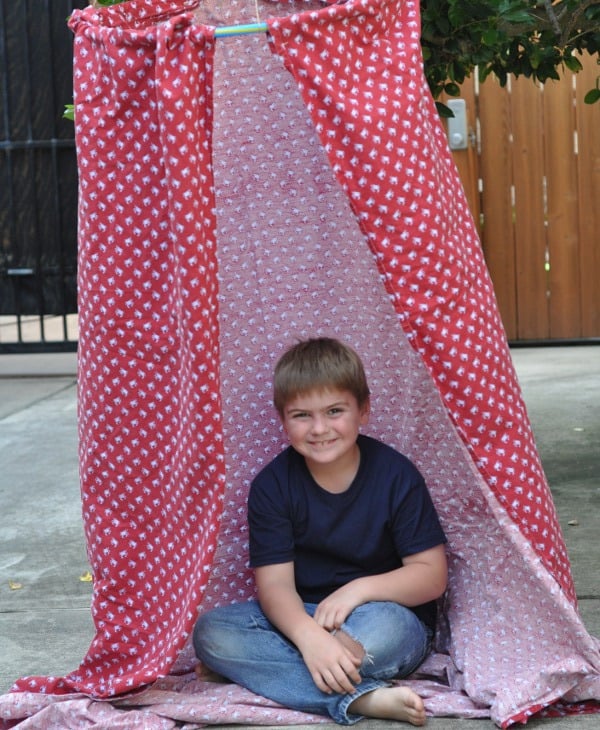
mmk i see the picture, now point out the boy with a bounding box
[194,338,447,726]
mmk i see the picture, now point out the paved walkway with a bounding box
[0,347,598,728]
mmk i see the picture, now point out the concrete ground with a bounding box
[0,347,598,728]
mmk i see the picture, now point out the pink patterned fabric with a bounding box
[2,0,599,727]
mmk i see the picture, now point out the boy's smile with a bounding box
[281,388,370,490]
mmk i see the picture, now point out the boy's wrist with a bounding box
[345,576,372,605]
[290,615,328,652]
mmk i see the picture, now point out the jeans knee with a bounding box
[343,602,429,678]
[193,602,266,667]
[193,611,210,660]
[193,607,229,663]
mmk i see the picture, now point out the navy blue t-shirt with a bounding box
[248,434,446,628]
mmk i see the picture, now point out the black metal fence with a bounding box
[0,0,86,353]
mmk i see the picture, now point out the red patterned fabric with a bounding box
[2,0,599,727]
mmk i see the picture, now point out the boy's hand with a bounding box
[254,562,366,694]
[299,627,362,695]
[314,581,364,631]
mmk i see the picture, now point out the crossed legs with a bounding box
[193,600,430,725]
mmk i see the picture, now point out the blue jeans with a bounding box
[193,600,431,724]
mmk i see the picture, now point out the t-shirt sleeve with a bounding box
[248,464,296,568]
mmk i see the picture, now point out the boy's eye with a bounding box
[292,412,308,419]
[328,407,343,415]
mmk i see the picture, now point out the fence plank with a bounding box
[543,75,581,339]
[576,53,600,337]
[510,76,549,340]
[477,76,518,340]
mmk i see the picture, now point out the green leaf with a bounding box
[478,64,493,83]
[502,10,533,24]
[563,54,583,73]
[436,16,451,35]
[63,104,74,122]
[497,0,534,26]
[447,2,464,29]
[444,82,461,96]
[545,66,561,82]
[584,88,600,104]
[483,28,499,46]
[529,50,541,70]
[436,101,455,118]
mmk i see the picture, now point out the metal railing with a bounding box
[0,314,78,353]
[0,0,85,354]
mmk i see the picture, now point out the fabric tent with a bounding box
[2,0,599,727]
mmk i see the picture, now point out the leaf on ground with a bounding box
[8,580,23,590]
[79,570,93,582]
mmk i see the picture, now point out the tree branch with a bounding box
[561,0,600,46]
[497,1,600,46]
[542,0,562,37]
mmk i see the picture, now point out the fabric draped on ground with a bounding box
[1,0,599,728]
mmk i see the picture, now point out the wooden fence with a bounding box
[448,52,600,342]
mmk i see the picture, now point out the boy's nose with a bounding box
[310,415,328,434]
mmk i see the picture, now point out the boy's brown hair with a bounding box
[273,338,370,416]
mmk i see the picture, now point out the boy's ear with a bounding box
[278,412,287,432]
[360,398,371,425]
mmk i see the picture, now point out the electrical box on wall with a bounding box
[446,99,468,150]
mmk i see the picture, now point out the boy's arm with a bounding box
[314,544,448,631]
[255,562,362,694]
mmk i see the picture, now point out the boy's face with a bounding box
[280,388,370,472]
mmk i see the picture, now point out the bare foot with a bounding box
[348,685,426,726]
